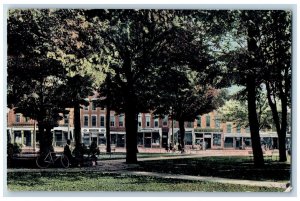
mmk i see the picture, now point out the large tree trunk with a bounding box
[246,76,264,167]
[179,119,185,153]
[106,106,111,153]
[38,123,54,153]
[125,109,138,164]
[37,123,45,153]
[266,82,287,161]
[246,19,264,167]
[278,82,288,162]
[74,104,82,146]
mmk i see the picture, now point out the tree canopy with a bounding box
[7,9,292,165]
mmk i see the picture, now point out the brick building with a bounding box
[7,95,288,151]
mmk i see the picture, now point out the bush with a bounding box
[7,143,22,167]
[7,143,22,156]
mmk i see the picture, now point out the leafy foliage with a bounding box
[217,91,274,130]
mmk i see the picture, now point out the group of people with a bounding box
[64,140,99,167]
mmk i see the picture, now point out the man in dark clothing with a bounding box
[64,140,74,165]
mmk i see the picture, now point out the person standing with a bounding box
[64,140,74,165]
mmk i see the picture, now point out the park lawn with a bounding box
[135,156,291,182]
[7,172,283,192]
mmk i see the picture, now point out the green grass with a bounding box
[135,156,291,182]
[7,172,283,192]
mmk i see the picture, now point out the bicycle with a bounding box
[36,151,69,168]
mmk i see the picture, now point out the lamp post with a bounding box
[33,120,36,152]
[171,107,174,147]
[67,110,70,140]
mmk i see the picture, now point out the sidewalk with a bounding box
[7,153,290,190]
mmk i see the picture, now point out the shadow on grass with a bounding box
[8,158,72,169]
[134,156,291,182]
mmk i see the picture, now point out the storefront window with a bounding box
[137,132,144,146]
[98,133,106,145]
[224,137,234,148]
[213,134,221,146]
[83,133,90,146]
[195,139,203,145]
[152,132,160,146]
[55,130,62,146]
[195,133,203,138]
[184,132,193,145]
[244,137,251,146]
[111,134,117,144]
[117,134,125,147]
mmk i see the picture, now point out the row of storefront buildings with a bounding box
[7,96,290,151]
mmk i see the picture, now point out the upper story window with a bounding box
[92,101,97,111]
[138,114,142,128]
[84,104,89,111]
[146,115,150,127]
[154,118,159,128]
[246,127,250,133]
[197,115,201,127]
[100,115,105,127]
[162,116,168,127]
[24,117,30,123]
[92,115,97,127]
[84,116,89,127]
[187,121,193,128]
[206,115,210,128]
[64,115,69,125]
[236,125,241,133]
[215,117,220,128]
[227,123,232,133]
[16,114,21,123]
[110,116,115,127]
[119,114,124,127]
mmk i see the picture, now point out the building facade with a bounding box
[7,96,289,151]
